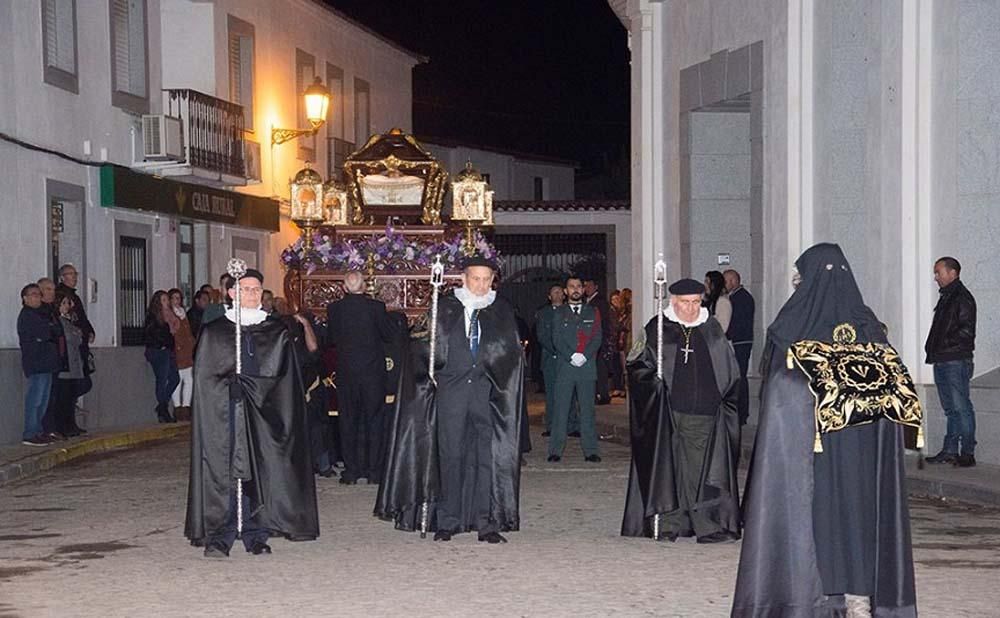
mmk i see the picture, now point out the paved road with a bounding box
[1,432,999,617]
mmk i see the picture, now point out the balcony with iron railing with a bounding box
[134,89,259,186]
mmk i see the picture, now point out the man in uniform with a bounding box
[376,256,524,543]
[584,278,613,405]
[185,269,319,557]
[535,284,578,437]
[621,278,741,543]
[547,276,602,463]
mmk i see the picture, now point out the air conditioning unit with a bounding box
[141,114,184,161]
[244,138,262,183]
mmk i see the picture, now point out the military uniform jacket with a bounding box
[552,303,602,381]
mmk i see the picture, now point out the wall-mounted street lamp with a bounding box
[271,77,331,146]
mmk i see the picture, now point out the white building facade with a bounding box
[0,0,420,444]
[612,0,1000,464]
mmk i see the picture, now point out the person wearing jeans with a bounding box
[17,283,62,446]
[144,290,180,423]
[924,257,978,467]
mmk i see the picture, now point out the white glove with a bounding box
[570,353,587,367]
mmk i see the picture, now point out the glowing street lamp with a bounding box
[272,77,331,146]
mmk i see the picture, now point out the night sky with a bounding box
[325,0,630,197]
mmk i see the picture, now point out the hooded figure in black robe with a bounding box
[732,244,916,617]
[375,258,524,543]
[184,270,319,557]
[621,278,741,542]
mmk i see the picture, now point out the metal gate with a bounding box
[118,235,148,346]
[493,232,608,328]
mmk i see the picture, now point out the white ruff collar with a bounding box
[225,305,267,326]
[664,304,709,328]
[454,286,496,311]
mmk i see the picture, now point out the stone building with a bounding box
[610,0,1000,464]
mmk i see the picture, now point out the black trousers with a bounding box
[437,378,497,535]
[52,378,82,434]
[733,343,752,425]
[337,373,385,481]
[595,347,611,403]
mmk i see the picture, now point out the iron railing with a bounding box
[164,89,246,177]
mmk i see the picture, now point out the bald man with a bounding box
[326,271,393,484]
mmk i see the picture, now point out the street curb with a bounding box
[595,418,1000,507]
[0,424,190,488]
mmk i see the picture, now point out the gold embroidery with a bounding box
[789,323,922,454]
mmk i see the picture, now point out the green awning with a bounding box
[100,164,279,232]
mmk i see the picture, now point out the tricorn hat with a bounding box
[460,255,498,271]
[225,268,264,290]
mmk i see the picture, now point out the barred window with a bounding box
[118,235,148,346]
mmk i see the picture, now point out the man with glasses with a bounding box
[56,264,94,344]
[185,269,319,558]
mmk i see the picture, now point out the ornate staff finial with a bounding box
[227,258,248,280]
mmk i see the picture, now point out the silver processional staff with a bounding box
[226,258,247,538]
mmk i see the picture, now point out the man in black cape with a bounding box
[375,256,524,543]
[732,244,916,617]
[185,269,319,557]
[621,278,741,542]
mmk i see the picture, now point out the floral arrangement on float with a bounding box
[280,223,500,275]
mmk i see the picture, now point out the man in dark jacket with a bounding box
[56,264,94,344]
[326,271,393,484]
[17,284,63,446]
[924,256,978,467]
[584,278,613,405]
[723,269,755,426]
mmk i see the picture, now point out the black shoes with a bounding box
[433,530,453,542]
[248,541,272,555]
[955,454,976,468]
[547,455,561,462]
[316,467,337,478]
[924,451,958,464]
[478,532,508,544]
[568,431,582,438]
[339,476,357,485]
[541,431,551,437]
[156,403,176,424]
[585,455,602,463]
[203,540,230,558]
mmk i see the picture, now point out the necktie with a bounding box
[469,309,480,356]
[573,305,580,315]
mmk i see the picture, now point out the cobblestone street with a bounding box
[1,431,999,617]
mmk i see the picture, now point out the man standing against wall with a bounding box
[548,277,603,463]
[924,257,978,468]
[56,264,94,344]
[723,270,755,426]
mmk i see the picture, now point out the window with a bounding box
[178,222,195,303]
[533,176,545,200]
[327,138,354,181]
[295,49,316,161]
[326,63,344,139]
[118,235,148,346]
[46,180,85,280]
[42,0,78,93]
[110,0,148,113]
[228,15,255,130]
[482,173,491,185]
[354,78,370,145]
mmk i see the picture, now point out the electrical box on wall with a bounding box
[717,253,731,266]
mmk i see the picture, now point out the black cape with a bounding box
[621,315,741,539]
[184,317,319,544]
[732,244,916,617]
[374,294,524,533]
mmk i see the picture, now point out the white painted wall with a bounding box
[422,142,575,202]
[512,160,575,200]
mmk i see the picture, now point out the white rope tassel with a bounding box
[652,256,667,541]
[421,255,445,539]
[227,258,247,538]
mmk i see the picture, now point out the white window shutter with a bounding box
[112,0,131,92]
[44,0,76,74]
